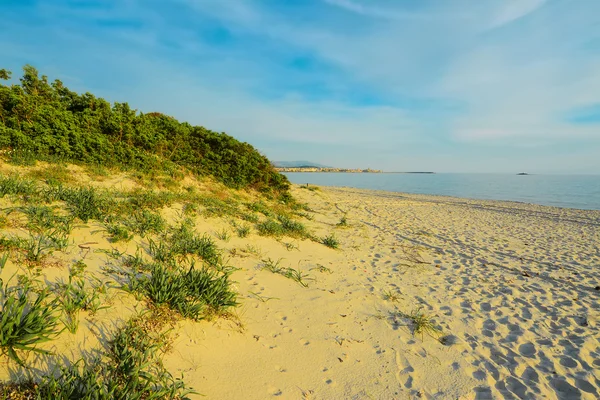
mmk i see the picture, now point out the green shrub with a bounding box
[0,65,290,194]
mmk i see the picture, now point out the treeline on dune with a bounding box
[0,65,289,194]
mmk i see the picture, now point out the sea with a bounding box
[283,173,600,211]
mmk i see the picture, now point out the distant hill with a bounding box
[273,161,331,168]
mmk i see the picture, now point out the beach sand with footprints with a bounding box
[169,185,600,399]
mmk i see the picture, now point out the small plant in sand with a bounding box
[382,289,401,302]
[104,222,133,243]
[0,278,61,365]
[337,215,348,227]
[260,258,284,274]
[400,306,441,340]
[282,267,312,288]
[281,241,299,251]
[260,259,312,288]
[310,264,332,274]
[244,244,262,257]
[398,243,428,269]
[215,228,231,242]
[55,266,107,333]
[24,233,56,262]
[320,234,339,249]
[170,224,222,267]
[235,224,250,238]
[247,291,279,303]
[240,213,259,223]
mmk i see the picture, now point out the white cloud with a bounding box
[489,0,546,28]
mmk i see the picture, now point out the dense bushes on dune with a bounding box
[0,65,289,194]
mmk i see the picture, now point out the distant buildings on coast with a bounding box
[275,167,383,173]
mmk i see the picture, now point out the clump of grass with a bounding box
[0,281,60,365]
[200,196,238,218]
[282,267,312,288]
[260,257,284,274]
[256,219,283,237]
[400,306,441,340]
[104,222,133,243]
[58,186,107,223]
[215,228,230,242]
[320,234,339,249]
[24,233,55,262]
[240,213,259,223]
[0,175,36,198]
[382,289,401,302]
[55,266,107,333]
[182,202,199,216]
[132,262,238,321]
[170,222,221,266]
[337,215,348,227]
[235,224,250,238]
[127,209,165,237]
[246,201,273,217]
[244,244,262,257]
[277,215,307,237]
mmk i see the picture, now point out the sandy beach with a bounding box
[1,174,599,399]
[161,185,600,399]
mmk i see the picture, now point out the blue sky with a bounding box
[1,0,599,173]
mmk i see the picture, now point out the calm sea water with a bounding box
[283,173,600,211]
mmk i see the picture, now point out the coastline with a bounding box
[166,185,600,399]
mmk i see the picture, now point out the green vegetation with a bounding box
[320,234,339,249]
[1,312,194,399]
[0,280,61,365]
[130,262,237,321]
[0,65,289,194]
[382,289,401,302]
[401,306,441,340]
[260,258,313,288]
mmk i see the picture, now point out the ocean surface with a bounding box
[283,173,600,211]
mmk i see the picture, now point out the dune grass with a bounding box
[320,234,339,249]
[260,258,313,288]
[130,261,238,321]
[0,281,61,365]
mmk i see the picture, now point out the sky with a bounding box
[1,0,599,173]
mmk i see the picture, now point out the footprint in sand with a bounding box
[299,339,310,346]
[267,386,282,396]
[394,349,414,388]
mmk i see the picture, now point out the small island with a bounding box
[517,172,529,175]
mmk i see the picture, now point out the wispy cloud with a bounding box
[489,0,547,28]
[1,0,599,173]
